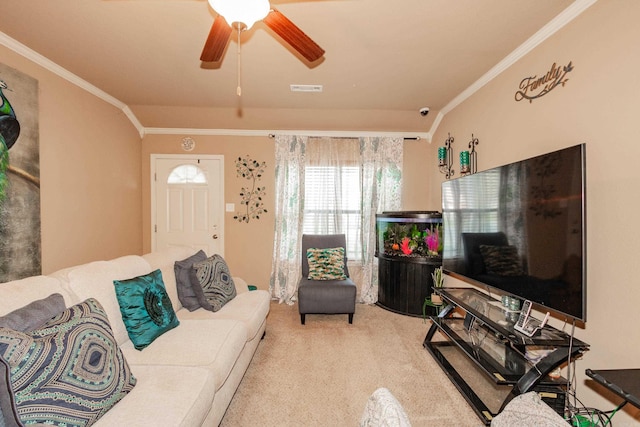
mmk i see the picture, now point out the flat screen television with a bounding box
[441,144,586,321]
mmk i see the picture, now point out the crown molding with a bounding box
[1,0,597,143]
[428,0,597,137]
[0,31,145,138]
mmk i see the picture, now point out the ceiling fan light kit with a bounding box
[200,0,325,64]
[208,0,270,30]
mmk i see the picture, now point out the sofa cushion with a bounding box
[114,269,180,350]
[94,365,217,427]
[306,247,348,280]
[189,255,237,312]
[64,256,151,346]
[0,293,65,332]
[142,246,199,311]
[173,249,208,311]
[119,319,247,391]
[0,298,136,427]
[178,290,270,342]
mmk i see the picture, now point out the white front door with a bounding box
[151,155,224,256]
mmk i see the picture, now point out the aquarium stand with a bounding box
[375,211,443,317]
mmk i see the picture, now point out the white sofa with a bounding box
[0,246,271,426]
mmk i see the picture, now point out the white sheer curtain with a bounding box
[269,135,307,304]
[358,137,403,304]
[270,134,403,305]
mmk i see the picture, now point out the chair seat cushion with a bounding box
[298,278,357,314]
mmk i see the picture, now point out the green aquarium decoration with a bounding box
[382,223,442,258]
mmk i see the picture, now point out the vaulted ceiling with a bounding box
[0,0,581,133]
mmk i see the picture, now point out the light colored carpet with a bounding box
[220,302,483,427]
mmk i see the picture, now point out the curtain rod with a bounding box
[267,133,420,141]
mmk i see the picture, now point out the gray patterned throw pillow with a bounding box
[0,298,136,427]
[189,255,237,312]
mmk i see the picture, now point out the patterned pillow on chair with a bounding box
[0,298,136,427]
[307,247,348,280]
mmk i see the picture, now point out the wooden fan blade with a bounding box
[263,8,325,62]
[200,15,232,62]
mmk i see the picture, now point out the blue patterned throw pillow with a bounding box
[307,247,348,280]
[0,298,137,427]
[189,255,237,312]
[114,269,180,350]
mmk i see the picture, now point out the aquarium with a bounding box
[375,211,443,260]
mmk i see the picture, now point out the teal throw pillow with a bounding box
[307,247,347,280]
[189,255,237,312]
[0,298,137,427]
[114,269,180,350]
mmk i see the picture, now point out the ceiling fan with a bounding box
[200,0,325,63]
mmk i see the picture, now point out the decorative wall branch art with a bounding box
[233,155,267,223]
[515,61,574,103]
[0,63,41,282]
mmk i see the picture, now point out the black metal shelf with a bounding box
[424,287,589,425]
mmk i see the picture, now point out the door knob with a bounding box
[212,234,218,239]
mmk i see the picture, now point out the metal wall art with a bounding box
[233,155,268,223]
[460,134,479,176]
[515,60,574,103]
[438,133,455,179]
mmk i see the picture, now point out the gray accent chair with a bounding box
[298,234,357,325]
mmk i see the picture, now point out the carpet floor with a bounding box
[220,301,483,427]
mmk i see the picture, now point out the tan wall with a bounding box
[6,0,637,419]
[427,0,640,422]
[141,135,432,289]
[0,45,143,275]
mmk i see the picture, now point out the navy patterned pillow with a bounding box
[0,298,137,427]
[189,255,237,312]
[114,269,180,350]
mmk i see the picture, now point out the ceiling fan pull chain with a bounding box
[236,25,242,97]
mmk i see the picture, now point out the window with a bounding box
[302,165,362,261]
[167,164,207,184]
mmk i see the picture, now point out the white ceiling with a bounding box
[0,0,582,131]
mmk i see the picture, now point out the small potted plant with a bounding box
[430,266,444,305]
[423,266,445,322]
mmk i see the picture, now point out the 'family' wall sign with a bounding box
[515,61,574,103]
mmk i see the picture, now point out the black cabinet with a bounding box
[377,256,441,316]
[375,211,442,317]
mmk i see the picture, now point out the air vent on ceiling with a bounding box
[290,84,323,93]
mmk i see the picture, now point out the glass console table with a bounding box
[423,287,589,425]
